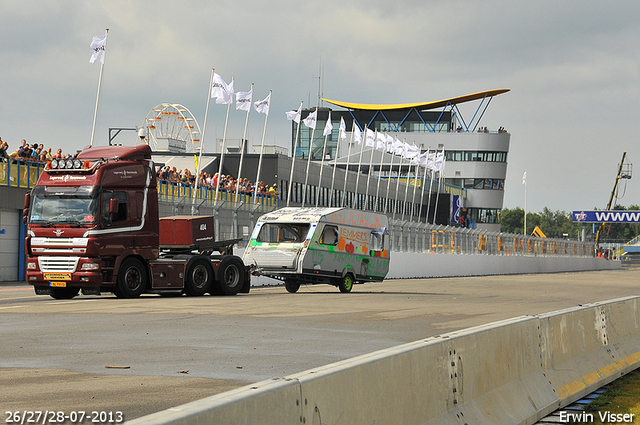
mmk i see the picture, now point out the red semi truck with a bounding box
[23,144,251,299]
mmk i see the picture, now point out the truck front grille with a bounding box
[38,256,80,273]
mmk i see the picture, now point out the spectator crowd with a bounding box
[156,165,279,197]
[0,136,279,198]
[0,137,70,163]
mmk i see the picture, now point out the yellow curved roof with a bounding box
[322,89,510,111]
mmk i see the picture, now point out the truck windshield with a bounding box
[256,223,311,243]
[29,186,99,225]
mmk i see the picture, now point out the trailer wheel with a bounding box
[50,287,80,299]
[284,278,300,294]
[115,258,147,298]
[217,257,244,296]
[185,258,213,296]
[339,273,354,293]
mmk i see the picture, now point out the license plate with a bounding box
[50,281,67,288]
[44,273,72,281]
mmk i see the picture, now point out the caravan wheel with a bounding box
[284,279,300,293]
[339,274,354,293]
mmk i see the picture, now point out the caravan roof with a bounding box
[258,207,344,223]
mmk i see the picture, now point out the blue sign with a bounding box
[451,195,461,225]
[572,210,640,223]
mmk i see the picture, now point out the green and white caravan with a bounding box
[243,207,390,293]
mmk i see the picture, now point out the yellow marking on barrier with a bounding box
[555,351,640,399]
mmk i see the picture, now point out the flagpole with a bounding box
[384,145,396,214]
[401,159,414,221]
[316,111,331,207]
[90,28,108,147]
[392,139,405,220]
[341,120,355,207]
[286,101,304,206]
[363,130,377,210]
[418,149,430,222]
[426,167,435,223]
[409,162,420,222]
[191,68,214,215]
[375,133,387,212]
[214,78,233,204]
[329,126,341,207]
[254,90,271,202]
[302,106,318,208]
[354,125,367,209]
[523,171,527,235]
[433,147,445,225]
[234,83,253,204]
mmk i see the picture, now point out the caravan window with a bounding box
[256,222,311,243]
[319,225,339,246]
[370,227,388,251]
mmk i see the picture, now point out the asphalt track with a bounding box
[1,269,638,422]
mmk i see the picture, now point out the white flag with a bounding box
[339,117,347,141]
[365,129,375,147]
[427,151,436,171]
[211,73,234,104]
[375,132,387,151]
[235,88,252,111]
[354,125,362,145]
[434,152,445,172]
[522,171,527,185]
[393,137,404,156]
[419,151,429,167]
[385,134,395,153]
[254,92,271,115]
[403,142,420,159]
[285,103,302,123]
[323,112,333,136]
[303,109,317,129]
[89,34,107,64]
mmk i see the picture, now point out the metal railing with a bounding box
[389,220,596,258]
[0,159,44,188]
[157,180,279,214]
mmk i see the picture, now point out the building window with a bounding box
[445,151,507,163]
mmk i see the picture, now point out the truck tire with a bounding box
[50,287,80,299]
[217,256,244,296]
[115,257,147,298]
[284,278,300,294]
[339,273,354,293]
[185,258,213,296]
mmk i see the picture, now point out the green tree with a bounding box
[500,207,524,234]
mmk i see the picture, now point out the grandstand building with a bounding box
[290,89,511,232]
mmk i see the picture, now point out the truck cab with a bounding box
[24,144,250,299]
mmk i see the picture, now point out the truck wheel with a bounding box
[217,257,244,296]
[185,258,213,296]
[115,258,147,298]
[339,274,354,293]
[50,287,80,299]
[284,279,300,294]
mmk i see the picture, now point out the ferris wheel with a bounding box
[141,103,202,153]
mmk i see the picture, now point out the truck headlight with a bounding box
[27,262,37,270]
[81,263,100,270]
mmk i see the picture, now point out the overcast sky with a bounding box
[1,0,639,214]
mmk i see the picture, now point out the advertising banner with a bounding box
[572,210,640,223]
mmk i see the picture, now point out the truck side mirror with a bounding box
[109,198,119,215]
[23,193,30,223]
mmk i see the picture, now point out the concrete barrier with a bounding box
[387,252,620,279]
[127,297,640,425]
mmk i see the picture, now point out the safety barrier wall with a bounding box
[387,251,620,279]
[128,296,640,425]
